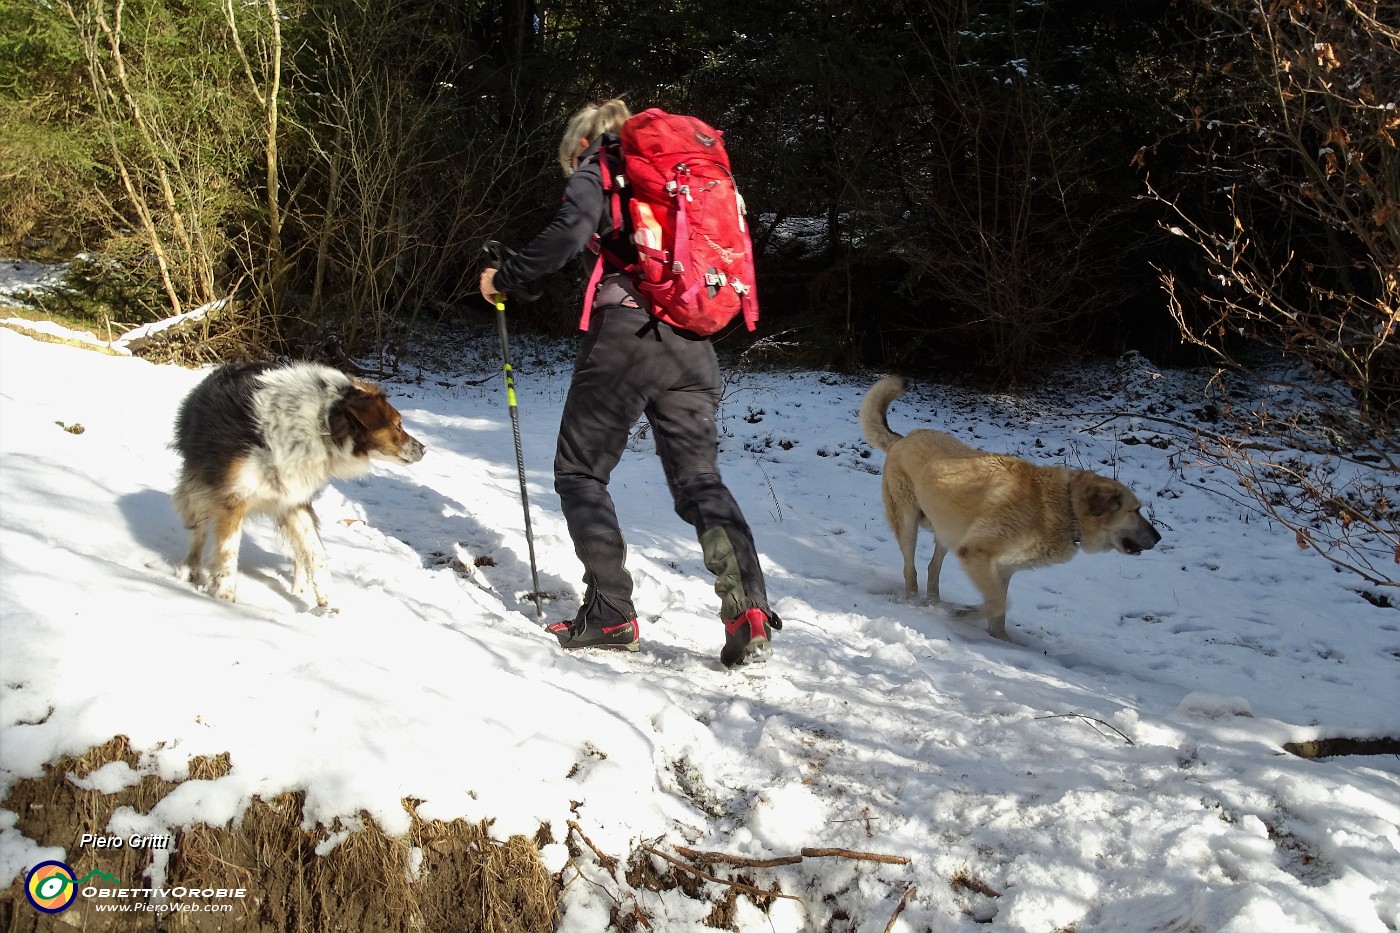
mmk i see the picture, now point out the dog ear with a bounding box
[1087,483,1124,517]
[342,384,390,430]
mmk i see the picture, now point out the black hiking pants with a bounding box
[554,303,769,625]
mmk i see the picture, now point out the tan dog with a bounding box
[859,376,1160,640]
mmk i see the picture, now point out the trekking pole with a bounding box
[484,241,544,621]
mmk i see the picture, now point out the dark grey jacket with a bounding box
[493,136,636,299]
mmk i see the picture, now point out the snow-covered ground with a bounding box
[1,294,1397,931]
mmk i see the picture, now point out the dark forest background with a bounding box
[1,0,1395,393]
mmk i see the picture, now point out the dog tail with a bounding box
[859,375,907,452]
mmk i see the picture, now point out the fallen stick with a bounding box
[800,847,910,865]
[673,846,804,868]
[950,870,1002,898]
[567,820,619,878]
[1033,713,1135,746]
[564,857,616,902]
[642,846,803,902]
[883,885,917,933]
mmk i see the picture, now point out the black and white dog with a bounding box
[171,362,425,607]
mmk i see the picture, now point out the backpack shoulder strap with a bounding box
[580,139,627,231]
[578,140,634,332]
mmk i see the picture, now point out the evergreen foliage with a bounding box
[0,0,105,254]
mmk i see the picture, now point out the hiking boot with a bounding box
[547,617,640,651]
[721,608,780,668]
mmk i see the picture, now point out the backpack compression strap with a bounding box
[669,165,758,331]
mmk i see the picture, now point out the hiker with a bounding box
[478,98,780,667]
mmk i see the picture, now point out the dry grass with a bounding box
[0,736,560,932]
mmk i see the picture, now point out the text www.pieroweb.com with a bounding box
[88,898,237,914]
[81,886,246,914]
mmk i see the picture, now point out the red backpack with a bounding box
[582,109,759,337]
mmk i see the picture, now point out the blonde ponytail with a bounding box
[558,99,632,175]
